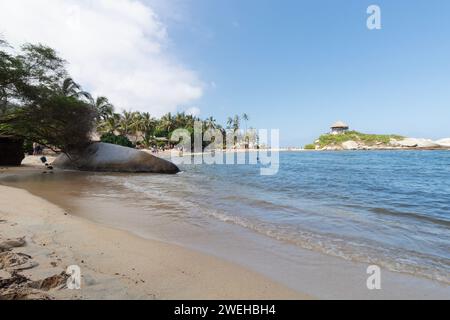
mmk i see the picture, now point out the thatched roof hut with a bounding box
[330,121,349,135]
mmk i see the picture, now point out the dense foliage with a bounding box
[100,133,133,148]
[314,131,404,148]
[0,38,97,153]
[304,144,316,150]
[96,110,253,150]
[1,36,253,153]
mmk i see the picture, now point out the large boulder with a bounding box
[342,141,359,150]
[322,145,343,151]
[53,142,179,174]
[0,136,24,166]
[435,138,450,148]
[396,138,441,148]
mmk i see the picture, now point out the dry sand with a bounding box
[0,182,309,300]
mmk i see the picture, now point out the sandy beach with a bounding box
[0,163,308,300]
[1,156,449,300]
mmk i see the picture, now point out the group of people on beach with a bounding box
[150,146,170,154]
[32,142,43,156]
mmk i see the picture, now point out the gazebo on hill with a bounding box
[330,121,349,135]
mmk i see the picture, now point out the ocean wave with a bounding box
[205,209,450,284]
[369,207,450,227]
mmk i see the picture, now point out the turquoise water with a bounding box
[2,150,449,284]
[113,150,450,283]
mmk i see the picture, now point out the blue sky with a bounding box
[158,0,450,146]
[2,0,449,146]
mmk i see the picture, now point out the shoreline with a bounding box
[1,158,449,299]
[0,181,308,300]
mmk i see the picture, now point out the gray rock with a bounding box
[342,141,359,150]
[435,138,450,147]
[389,139,401,146]
[396,138,440,148]
[53,142,179,174]
[322,145,343,151]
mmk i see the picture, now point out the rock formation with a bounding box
[53,142,180,174]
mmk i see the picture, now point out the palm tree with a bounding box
[225,115,240,147]
[61,78,91,101]
[232,114,240,131]
[185,113,196,129]
[140,112,156,134]
[98,113,121,134]
[241,113,250,148]
[174,112,187,129]
[205,116,217,130]
[138,112,156,148]
[226,117,234,130]
[128,111,145,143]
[91,96,114,121]
[242,113,249,132]
[160,112,175,134]
[119,110,135,136]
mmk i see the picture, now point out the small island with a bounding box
[305,121,450,151]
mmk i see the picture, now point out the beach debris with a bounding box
[0,274,52,300]
[29,272,69,291]
[0,270,67,300]
[0,242,63,299]
[0,271,49,300]
[39,156,54,173]
[0,237,26,252]
[0,252,38,271]
[0,271,28,290]
[0,269,10,279]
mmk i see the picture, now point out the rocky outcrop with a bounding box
[393,138,441,149]
[322,146,343,151]
[342,141,359,150]
[53,142,180,174]
[436,138,450,148]
[315,137,449,151]
[0,136,24,166]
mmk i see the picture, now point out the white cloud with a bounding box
[0,0,203,116]
[185,106,201,117]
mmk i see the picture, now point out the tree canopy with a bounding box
[0,38,97,153]
[0,37,253,153]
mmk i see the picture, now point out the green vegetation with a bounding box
[0,39,97,153]
[96,111,254,150]
[1,36,255,153]
[100,133,133,148]
[314,131,404,148]
[304,144,316,150]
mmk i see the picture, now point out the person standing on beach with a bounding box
[33,142,38,155]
